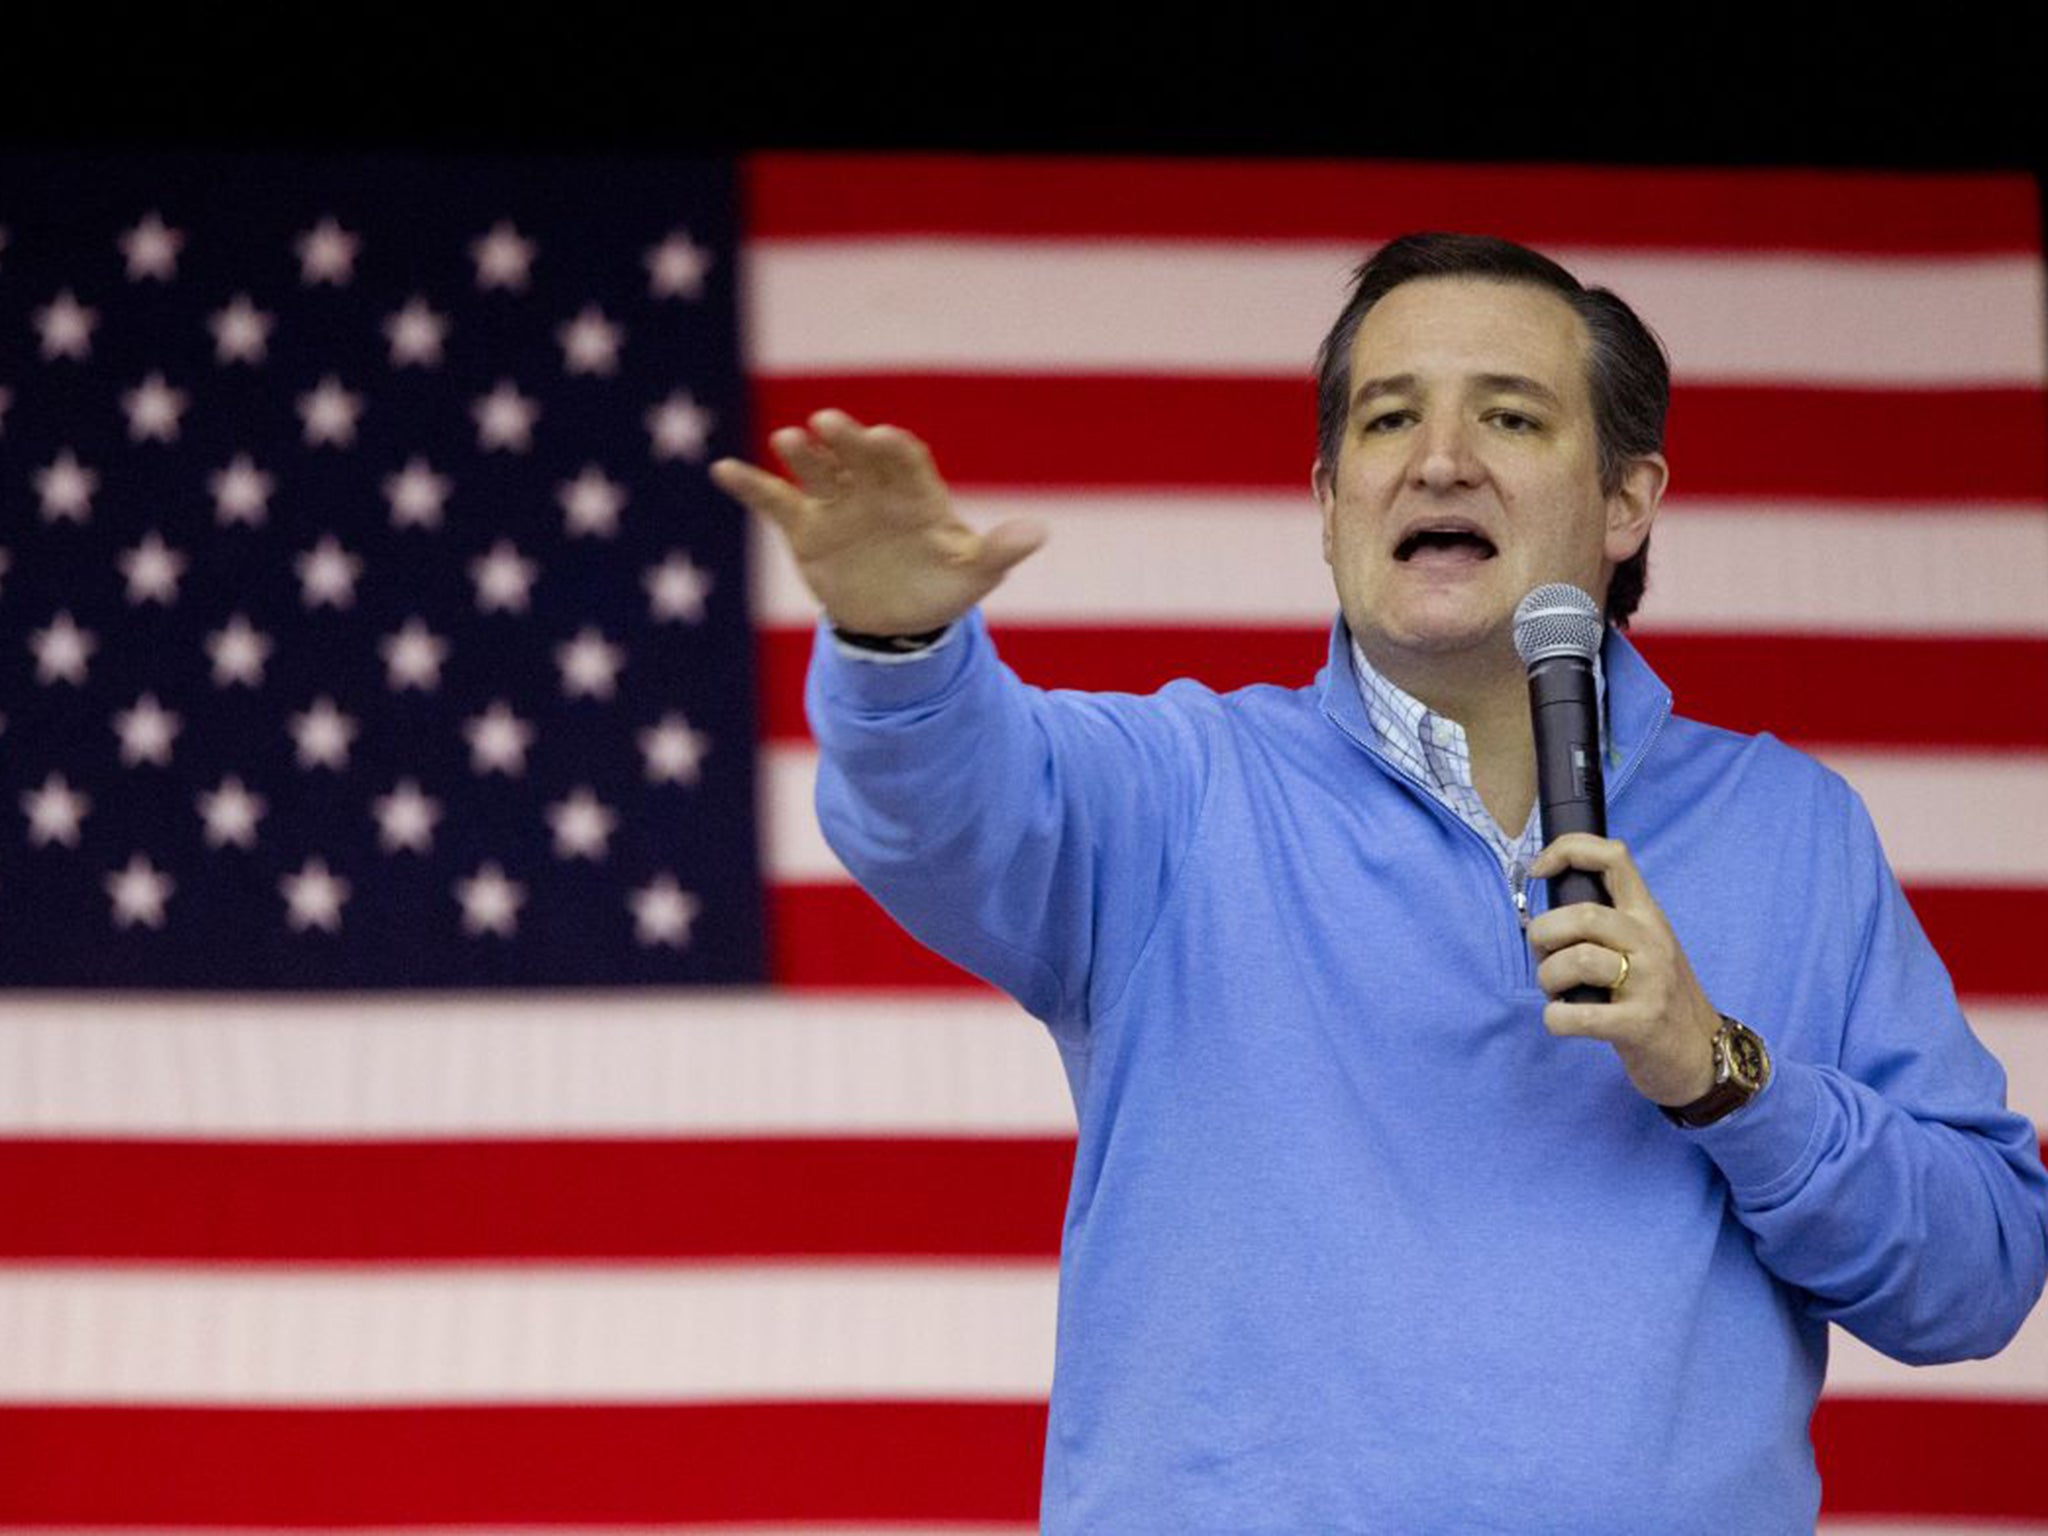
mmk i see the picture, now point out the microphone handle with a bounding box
[1527,657,1612,1003]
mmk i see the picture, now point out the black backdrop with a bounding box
[1,9,2042,185]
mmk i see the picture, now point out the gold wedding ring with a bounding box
[1610,951,1631,994]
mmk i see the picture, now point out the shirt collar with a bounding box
[1343,629,1611,774]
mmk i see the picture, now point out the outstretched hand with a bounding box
[710,409,1047,636]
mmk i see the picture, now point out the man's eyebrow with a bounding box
[1348,372,1567,410]
[1475,373,1566,408]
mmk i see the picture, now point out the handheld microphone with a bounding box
[1513,583,1611,1002]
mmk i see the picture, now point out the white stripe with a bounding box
[770,742,2048,887]
[1812,754,2048,886]
[0,1266,2039,1405]
[0,1266,1058,1403]
[1826,1302,2048,1400]
[0,998,2036,1143]
[0,992,1076,1136]
[751,498,2048,635]
[749,241,2048,385]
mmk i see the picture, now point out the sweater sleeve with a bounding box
[1683,780,2048,1364]
[805,609,1213,1037]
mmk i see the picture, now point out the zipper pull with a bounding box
[1510,864,1531,929]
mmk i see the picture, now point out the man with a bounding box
[711,234,2048,1534]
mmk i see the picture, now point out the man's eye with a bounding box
[1362,411,1412,433]
[1489,411,1540,432]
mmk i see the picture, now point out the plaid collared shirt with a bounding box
[1347,633,1607,894]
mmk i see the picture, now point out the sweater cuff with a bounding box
[810,609,983,712]
[1678,1053,1827,1201]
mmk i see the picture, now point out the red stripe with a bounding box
[751,377,2048,502]
[0,1403,1045,1524]
[0,1137,1071,1261]
[747,155,2041,253]
[772,879,2048,1002]
[762,627,2048,751]
[771,880,996,990]
[1906,886,2048,1000]
[2,1398,2039,1523]
[1814,1397,2048,1520]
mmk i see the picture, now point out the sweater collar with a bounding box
[1316,616,1674,797]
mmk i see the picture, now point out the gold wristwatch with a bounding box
[1662,1015,1771,1129]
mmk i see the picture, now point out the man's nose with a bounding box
[1410,416,1483,490]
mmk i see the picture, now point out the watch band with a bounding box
[1662,1015,1771,1129]
[831,624,952,656]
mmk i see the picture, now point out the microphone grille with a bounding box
[1513,583,1603,665]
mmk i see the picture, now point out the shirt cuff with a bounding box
[810,610,984,713]
[1676,1053,1827,1202]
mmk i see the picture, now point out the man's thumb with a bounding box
[979,518,1049,576]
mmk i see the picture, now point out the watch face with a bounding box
[1726,1026,1767,1090]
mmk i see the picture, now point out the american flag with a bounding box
[1,151,2043,1530]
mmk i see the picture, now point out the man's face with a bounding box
[1313,276,1662,677]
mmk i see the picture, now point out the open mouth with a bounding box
[1395,528,1498,561]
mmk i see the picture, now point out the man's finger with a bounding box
[709,457,807,534]
[1525,899,1633,957]
[1531,833,1649,906]
[769,426,846,499]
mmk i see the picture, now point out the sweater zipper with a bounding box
[1323,708,1538,990]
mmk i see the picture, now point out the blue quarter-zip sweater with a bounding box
[809,609,2048,1535]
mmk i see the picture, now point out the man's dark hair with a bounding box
[1312,233,1670,628]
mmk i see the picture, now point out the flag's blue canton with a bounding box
[0,151,762,987]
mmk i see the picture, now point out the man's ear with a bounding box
[1605,452,1668,563]
[1312,457,1335,565]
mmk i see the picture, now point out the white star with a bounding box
[383,296,450,368]
[469,540,539,614]
[206,614,273,687]
[546,786,617,861]
[112,693,181,767]
[645,231,712,300]
[646,390,713,462]
[372,779,442,854]
[23,772,90,848]
[280,857,350,933]
[639,712,710,785]
[557,628,626,700]
[464,701,535,776]
[383,456,451,530]
[33,290,97,361]
[629,874,700,949]
[559,464,626,538]
[197,776,267,849]
[297,375,363,447]
[33,449,97,523]
[380,617,449,691]
[208,294,274,364]
[29,611,96,685]
[210,453,275,527]
[454,862,525,937]
[557,305,624,376]
[645,550,713,623]
[472,380,538,452]
[106,853,174,929]
[121,372,189,444]
[470,221,537,291]
[118,531,188,605]
[119,213,184,282]
[289,696,358,771]
[296,217,360,286]
[296,535,362,609]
